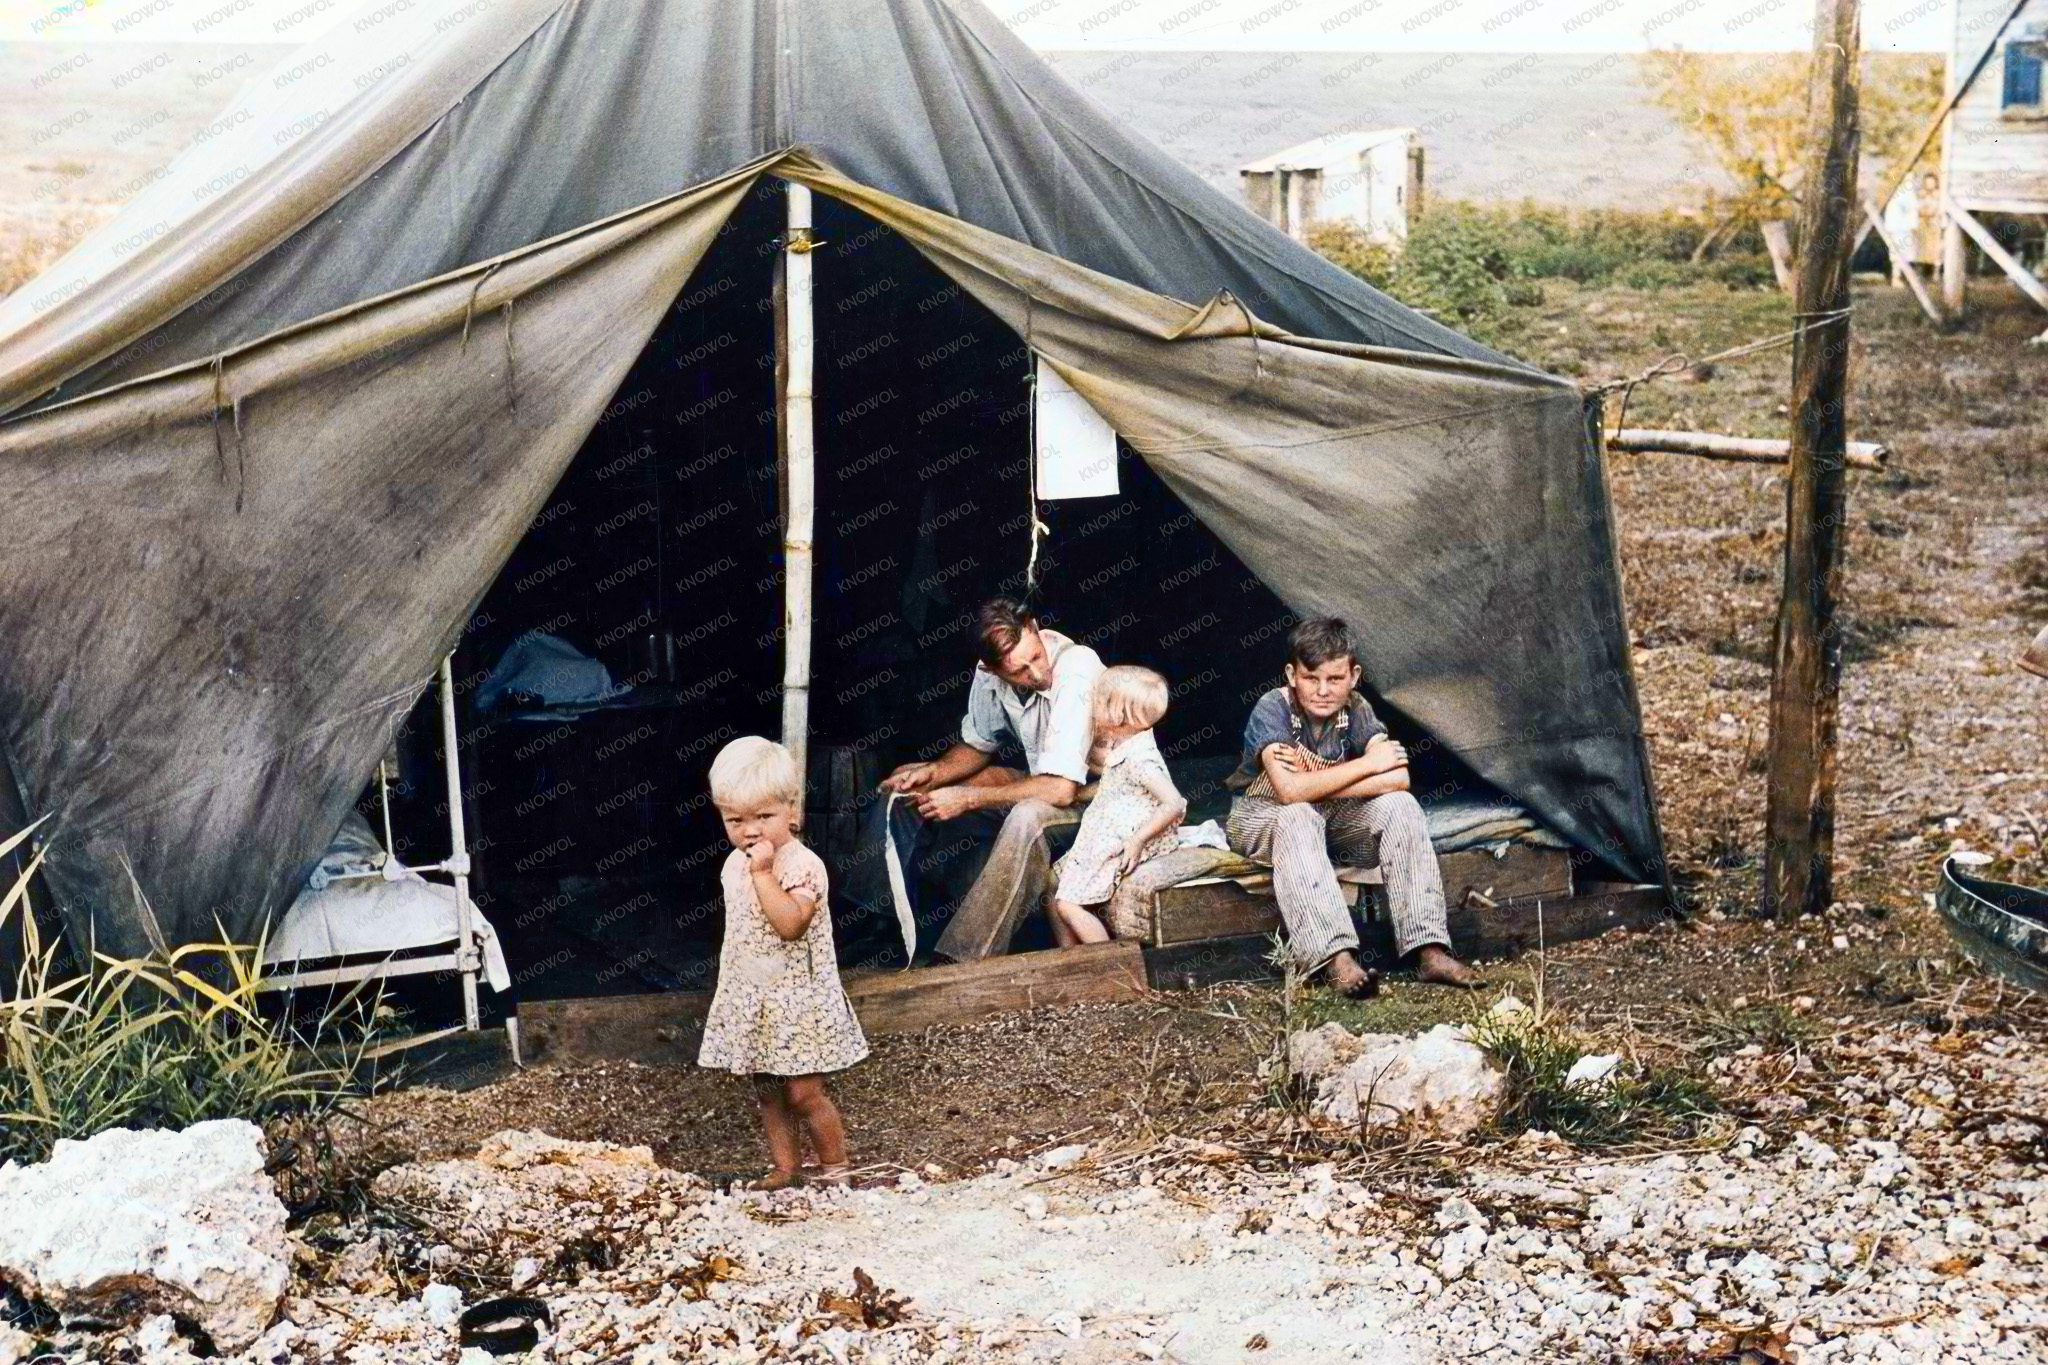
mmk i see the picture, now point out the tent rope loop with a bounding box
[460,261,504,352]
[501,299,518,415]
[1589,305,1858,434]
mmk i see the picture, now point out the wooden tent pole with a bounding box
[1765,0,1859,923]
[776,181,816,779]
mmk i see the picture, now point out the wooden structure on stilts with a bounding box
[1871,0,2048,328]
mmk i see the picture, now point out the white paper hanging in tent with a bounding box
[1034,358,1119,499]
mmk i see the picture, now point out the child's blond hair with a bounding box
[708,735,803,812]
[1092,665,1170,731]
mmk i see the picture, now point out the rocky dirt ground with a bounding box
[38,983,2048,1365]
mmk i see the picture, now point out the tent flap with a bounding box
[0,169,755,954]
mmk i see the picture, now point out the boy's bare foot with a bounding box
[1321,951,1380,998]
[1415,944,1483,988]
[749,1167,802,1191]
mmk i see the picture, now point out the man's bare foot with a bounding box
[749,1167,802,1191]
[1321,951,1381,999]
[1414,944,1483,988]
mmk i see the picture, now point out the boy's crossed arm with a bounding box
[1259,733,1410,805]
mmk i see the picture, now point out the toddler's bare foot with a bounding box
[749,1167,802,1191]
[1415,944,1483,988]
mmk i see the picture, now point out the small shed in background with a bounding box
[1240,129,1423,246]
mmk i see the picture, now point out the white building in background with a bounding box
[1883,0,2048,318]
[1239,129,1423,246]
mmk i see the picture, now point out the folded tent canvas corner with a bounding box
[0,0,1665,961]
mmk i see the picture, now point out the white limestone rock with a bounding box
[1288,1023,1505,1137]
[0,1120,288,1353]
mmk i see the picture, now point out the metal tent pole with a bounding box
[777,181,816,778]
[438,654,480,1030]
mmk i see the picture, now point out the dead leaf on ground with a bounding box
[1713,1329,1793,1364]
[817,1267,912,1329]
[675,1253,737,1300]
[1235,1209,1272,1235]
[1244,1332,1270,1350]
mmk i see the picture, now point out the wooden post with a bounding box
[1761,220,1798,292]
[775,181,816,779]
[1605,428,1887,471]
[1941,210,1968,316]
[1764,0,1860,923]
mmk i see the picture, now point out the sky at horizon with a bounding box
[2,0,1957,52]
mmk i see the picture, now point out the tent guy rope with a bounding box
[1593,305,1857,441]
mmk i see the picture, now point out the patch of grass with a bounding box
[0,827,374,1166]
[1292,984,1479,1039]
[1471,1005,1720,1148]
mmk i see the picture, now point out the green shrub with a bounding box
[1304,222,1398,291]
[1308,200,1740,324]
[1618,259,1696,291]
[0,827,371,1166]
[1710,254,1778,289]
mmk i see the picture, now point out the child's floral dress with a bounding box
[699,840,868,1076]
[1053,729,1182,906]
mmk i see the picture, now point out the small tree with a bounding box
[1639,50,1941,249]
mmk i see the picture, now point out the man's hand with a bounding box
[913,785,980,822]
[881,761,938,794]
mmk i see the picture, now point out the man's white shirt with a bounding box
[958,629,1103,785]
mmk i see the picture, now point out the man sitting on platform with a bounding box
[1226,617,1481,995]
[852,597,1103,964]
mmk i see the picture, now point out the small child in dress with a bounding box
[698,736,868,1190]
[1048,666,1187,945]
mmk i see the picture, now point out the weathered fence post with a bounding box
[1764,0,1861,921]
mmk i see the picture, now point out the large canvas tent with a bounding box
[0,0,1665,964]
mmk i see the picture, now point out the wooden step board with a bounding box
[1149,844,1575,949]
[519,940,1148,1067]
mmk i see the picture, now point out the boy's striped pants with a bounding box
[1226,788,1449,970]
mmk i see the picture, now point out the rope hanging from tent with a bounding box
[1020,289,1050,598]
[1591,305,1853,435]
